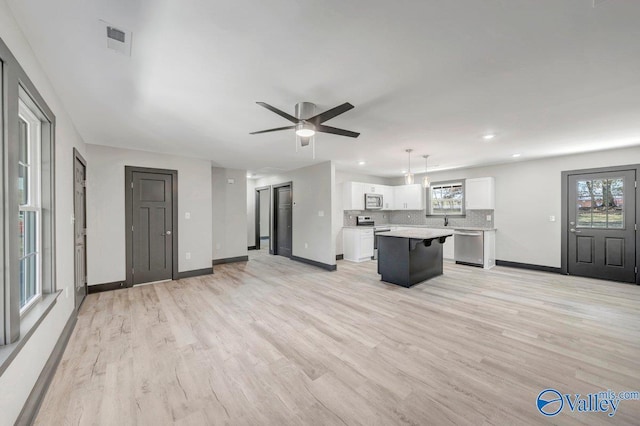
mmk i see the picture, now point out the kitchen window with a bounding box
[427,180,465,216]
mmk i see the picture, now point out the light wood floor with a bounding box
[36,251,640,425]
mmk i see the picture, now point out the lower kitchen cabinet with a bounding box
[343,228,374,262]
[442,236,455,260]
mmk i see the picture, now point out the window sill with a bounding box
[0,291,61,377]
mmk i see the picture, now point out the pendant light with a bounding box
[404,149,414,185]
[422,154,431,188]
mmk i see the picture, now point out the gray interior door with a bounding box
[73,153,87,310]
[568,169,636,282]
[131,171,173,284]
[275,185,292,258]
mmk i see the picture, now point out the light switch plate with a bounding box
[549,215,556,222]
[185,212,191,219]
[318,210,324,217]
[486,215,492,221]
[227,178,235,184]
[185,252,191,260]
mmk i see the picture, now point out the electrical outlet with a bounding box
[486,215,492,221]
[304,243,308,249]
[186,252,191,260]
[318,210,324,217]
[549,215,556,222]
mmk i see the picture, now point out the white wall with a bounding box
[252,161,335,266]
[86,145,212,285]
[334,171,395,255]
[389,146,640,267]
[211,167,248,260]
[246,179,256,246]
[0,2,87,423]
[259,190,270,238]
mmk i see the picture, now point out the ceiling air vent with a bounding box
[101,20,132,56]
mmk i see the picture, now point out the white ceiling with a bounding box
[7,0,640,177]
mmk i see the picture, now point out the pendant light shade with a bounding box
[422,155,430,188]
[404,149,414,185]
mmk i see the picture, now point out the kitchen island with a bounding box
[377,229,453,287]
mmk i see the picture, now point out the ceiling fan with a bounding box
[250,101,360,141]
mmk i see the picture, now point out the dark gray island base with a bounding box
[377,229,453,287]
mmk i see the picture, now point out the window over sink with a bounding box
[427,180,465,216]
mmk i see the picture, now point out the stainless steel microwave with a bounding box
[364,193,383,210]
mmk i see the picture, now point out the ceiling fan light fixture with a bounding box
[295,122,316,138]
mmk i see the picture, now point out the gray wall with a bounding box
[252,161,335,266]
[86,145,213,284]
[388,146,640,267]
[0,3,88,421]
[212,167,248,260]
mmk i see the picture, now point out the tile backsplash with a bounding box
[344,209,494,229]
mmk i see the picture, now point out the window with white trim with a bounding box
[18,99,42,313]
[427,180,466,216]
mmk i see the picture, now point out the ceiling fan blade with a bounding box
[250,125,296,135]
[317,124,360,138]
[308,102,354,124]
[256,102,299,124]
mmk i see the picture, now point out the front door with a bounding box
[567,169,636,283]
[73,150,87,310]
[274,185,292,258]
[130,170,175,284]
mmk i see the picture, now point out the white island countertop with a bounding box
[377,229,454,240]
[343,225,496,231]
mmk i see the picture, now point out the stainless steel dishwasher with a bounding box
[454,230,484,266]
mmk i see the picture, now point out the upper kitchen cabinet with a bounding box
[393,184,424,210]
[465,177,495,210]
[343,181,365,210]
[380,185,394,210]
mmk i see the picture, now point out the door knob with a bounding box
[162,231,172,236]
[570,228,582,233]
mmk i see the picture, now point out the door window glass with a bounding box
[576,178,624,229]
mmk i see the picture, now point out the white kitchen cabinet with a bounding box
[465,177,495,210]
[380,185,394,210]
[363,183,381,194]
[393,184,424,210]
[442,235,455,260]
[343,182,365,210]
[343,228,374,262]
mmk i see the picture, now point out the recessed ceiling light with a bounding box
[483,134,496,140]
[401,170,407,174]
[358,161,366,166]
[512,153,521,158]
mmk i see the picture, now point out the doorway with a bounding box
[255,186,271,251]
[73,149,87,310]
[562,165,638,284]
[273,182,293,258]
[125,166,179,286]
